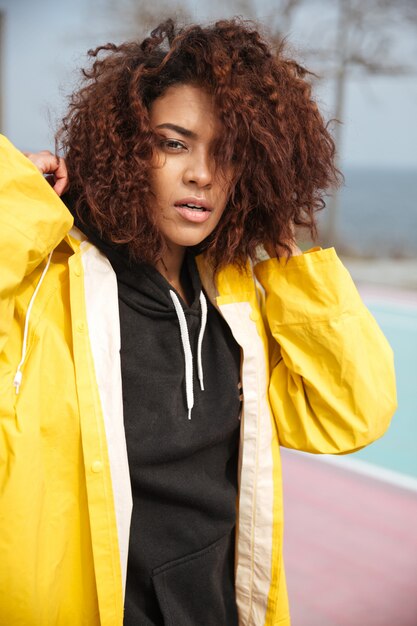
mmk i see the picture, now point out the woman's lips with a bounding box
[174,197,213,223]
[174,204,213,223]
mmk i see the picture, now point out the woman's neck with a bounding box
[155,244,190,304]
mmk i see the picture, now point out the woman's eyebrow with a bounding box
[155,123,197,139]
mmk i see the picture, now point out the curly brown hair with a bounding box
[58,18,339,269]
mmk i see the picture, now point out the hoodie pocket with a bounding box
[151,532,238,626]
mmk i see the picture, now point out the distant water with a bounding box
[318,167,417,257]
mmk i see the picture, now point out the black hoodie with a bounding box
[63,197,242,625]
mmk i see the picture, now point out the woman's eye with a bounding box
[160,139,186,151]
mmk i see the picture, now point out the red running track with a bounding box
[281,449,417,626]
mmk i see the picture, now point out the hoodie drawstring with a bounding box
[13,251,54,395]
[169,290,207,419]
[197,292,207,392]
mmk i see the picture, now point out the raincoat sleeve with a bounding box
[254,248,397,454]
[0,135,73,352]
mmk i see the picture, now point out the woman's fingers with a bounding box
[50,156,69,196]
[23,150,69,196]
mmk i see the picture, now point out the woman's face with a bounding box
[149,84,233,255]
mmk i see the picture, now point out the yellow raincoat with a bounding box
[0,135,396,625]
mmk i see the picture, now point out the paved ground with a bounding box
[281,450,417,626]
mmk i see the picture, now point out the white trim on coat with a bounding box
[219,301,275,626]
[81,245,133,595]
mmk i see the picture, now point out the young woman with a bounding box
[0,18,396,626]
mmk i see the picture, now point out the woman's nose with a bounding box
[183,152,213,188]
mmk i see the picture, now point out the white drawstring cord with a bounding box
[197,292,207,391]
[13,251,54,395]
[170,290,194,419]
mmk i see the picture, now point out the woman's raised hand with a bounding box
[23,150,69,196]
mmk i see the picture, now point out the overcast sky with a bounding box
[1,0,416,169]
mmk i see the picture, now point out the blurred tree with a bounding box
[99,0,307,48]
[302,0,417,245]
[99,0,191,40]
[233,0,302,42]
